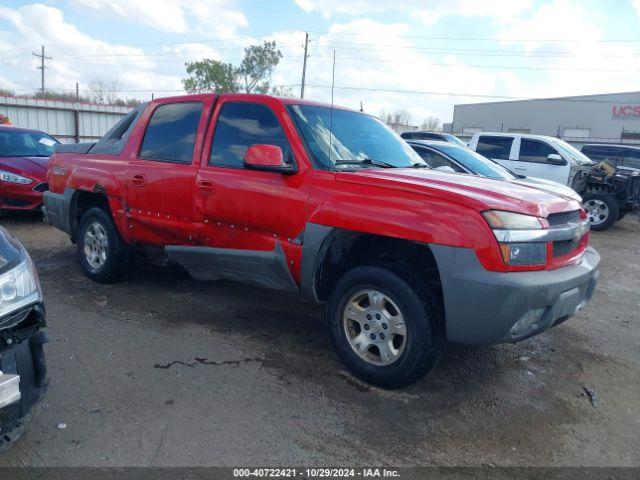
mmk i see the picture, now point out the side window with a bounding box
[518,139,557,163]
[211,102,291,168]
[622,148,640,168]
[415,148,465,172]
[475,136,513,160]
[139,102,203,163]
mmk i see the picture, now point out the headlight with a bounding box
[0,256,41,318]
[483,210,548,266]
[0,170,33,184]
[483,210,546,230]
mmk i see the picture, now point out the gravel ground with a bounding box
[0,213,638,467]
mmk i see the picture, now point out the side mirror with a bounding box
[243,144,296,174]
[547,153,567,166]
[434,165,456,173]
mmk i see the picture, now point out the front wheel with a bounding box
[582,192,619,231]
[327,264,444,389]
[77,207,133,283]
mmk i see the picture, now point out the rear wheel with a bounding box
[583,192,619,231]
[327,263,444,389]
[77,207,133,283]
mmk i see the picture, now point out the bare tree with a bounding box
[421,116,442,131]
[379,109,412,125]
[88,79,123,104]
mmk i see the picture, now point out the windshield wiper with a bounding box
[409,163,429,168]
[335,158,396,168]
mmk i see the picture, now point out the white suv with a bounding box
[468,133,594,188]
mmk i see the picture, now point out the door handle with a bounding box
[513,167,526,171]
[129,174,146,187]
[197,180,216,195]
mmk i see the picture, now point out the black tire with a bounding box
[582,192,619,231]
[0,405,38,454]
[77,207,133,283]
[327,263,444,389]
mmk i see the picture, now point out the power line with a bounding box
[307,30,640,44]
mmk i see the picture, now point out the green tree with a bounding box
[182,41,283,94]
[183,60,238,94]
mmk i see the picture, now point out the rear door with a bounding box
[473,135,515,170]
[512,138,571,184]
[125,99,212,245]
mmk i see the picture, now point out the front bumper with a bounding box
[431,245,600,345]
[0,303,48,441]
[0,181,46,211]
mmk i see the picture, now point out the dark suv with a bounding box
[581,144,640,169]
[400,131,467,147]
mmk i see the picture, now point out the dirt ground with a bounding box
[0,213,638,467]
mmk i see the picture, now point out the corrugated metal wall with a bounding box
[0,96,130,144]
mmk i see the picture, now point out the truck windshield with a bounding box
[0,130,59,157]
[288,104,426,169]
[437,145,515,180]
[549,138,594,165]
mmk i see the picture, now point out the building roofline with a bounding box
[454,90,640,108]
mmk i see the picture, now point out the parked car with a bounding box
[579,162,640,230]
[400,130,467,146]
[44,94,599,388]
[580,143,640,169]
[406,140,582,202]
[0,227,47,452]
[468,132,594,188]
[0,126,58,213]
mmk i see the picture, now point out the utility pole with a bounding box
[300,32,309,99]
[32,46,52,97]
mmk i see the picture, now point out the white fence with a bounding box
[0,96,130,144]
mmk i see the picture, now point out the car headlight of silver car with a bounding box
[0,170,33,185]
[0,255,42,318]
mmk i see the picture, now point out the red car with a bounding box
[0,125,58,212]
[44,94,600,388]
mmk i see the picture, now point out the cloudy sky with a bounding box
[1,0,639,125]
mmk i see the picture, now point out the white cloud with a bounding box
[68,0,248,37]
[0,4,199,99]
[294,0,532,23]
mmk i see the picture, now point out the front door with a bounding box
[513,138,571,184]
[183,98,311,288]
[125,100,211,245]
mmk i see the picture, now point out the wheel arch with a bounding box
[300,223,443,307]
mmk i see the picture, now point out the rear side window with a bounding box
[475,136,513,160]
[210,102,290,168]
[519,139,557,163]
[139,102,203,163]
[622,148,640,168]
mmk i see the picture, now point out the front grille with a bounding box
[548,210,584,259]
[32,182,48,192]
[553,237,581,258]
[547,210,580,226]
[0,197,30,207]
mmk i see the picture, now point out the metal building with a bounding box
[0,95,130,144]
[450,91,640,146]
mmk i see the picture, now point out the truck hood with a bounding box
[511,176,582,203]
[336,168,581,218]
[0,156,49,182]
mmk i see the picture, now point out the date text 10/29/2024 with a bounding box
[233,468,401,478]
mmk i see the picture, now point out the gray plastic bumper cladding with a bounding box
[430,244,600,345]
[42,188,75,236]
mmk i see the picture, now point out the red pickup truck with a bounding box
[43,94,600,388]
